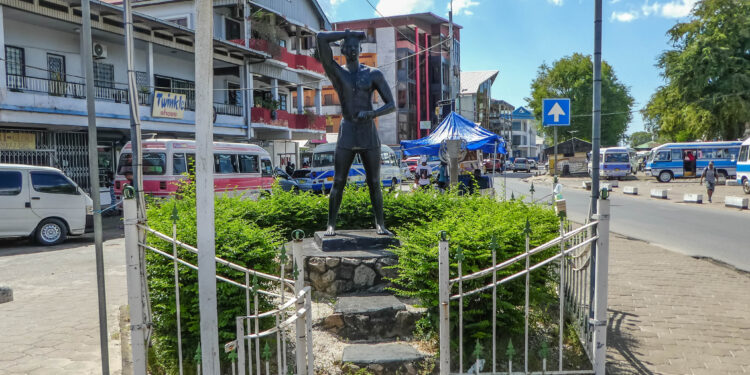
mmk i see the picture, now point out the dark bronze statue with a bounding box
[317,30,396,236]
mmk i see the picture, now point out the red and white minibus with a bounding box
[114,139,275,200]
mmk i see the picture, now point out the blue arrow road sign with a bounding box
[542,98,570,126]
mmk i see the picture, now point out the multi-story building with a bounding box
[489,98,514,150]
[0,0,330,190]
[457,70,497,129]
[301,13,461,147]
[508,106,540,160]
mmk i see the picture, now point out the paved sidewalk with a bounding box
[606,234,750,374]
[0,236,127,374]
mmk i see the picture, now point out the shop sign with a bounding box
[0,132,36,150]
[152,90,187,119]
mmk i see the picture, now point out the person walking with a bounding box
[416,156,433,190]
[437,161,448,191]
[699,161,718,203]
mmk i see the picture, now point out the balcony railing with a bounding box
[7,74,152,106]
[213,102,243,116]
[229,38,325,75]
[250,107,325,131]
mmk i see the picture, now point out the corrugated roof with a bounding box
[460,70,498,94]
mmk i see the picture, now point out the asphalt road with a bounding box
[493,173,750,272]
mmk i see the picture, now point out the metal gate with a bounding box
[438,196,611,374]
[0,129,91,191]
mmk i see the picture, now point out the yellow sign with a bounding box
[152,90,187,119]
[0,132,36,150]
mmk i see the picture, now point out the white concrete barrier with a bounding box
[651,189,668,199]
[582,181,592,190]
[601,183,613,191]
[725,196,749,209]
[683,193,703,203]
[608,180,619,188]
[725,180,740,186]
[623,186,638,195]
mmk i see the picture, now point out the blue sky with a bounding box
[317,0,699,135]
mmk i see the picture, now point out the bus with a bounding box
[588,147,637,179]
[309,143,401,192]
[736,137,750,194]
[114,139,274,200]
[645,141,742,183]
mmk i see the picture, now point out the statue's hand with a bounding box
[356,111,375,121]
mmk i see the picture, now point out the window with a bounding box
[279,39,287,48]
[30,172,78,195]
[117,153,167,175]
[261,159,273,177]
[214,154,238,174]
[0,171,22,196]
[671,150,682,161]
[166,17,188,27]
[173,153,187,174]
[239,154,259,173]
[227,82,241,105]
[324,94,334,106]
[278,93,288,111]
[154,75,195,109]
[739,146,749,162]
[225,18,241,40]
[135,71,149,91]
[5,46,25,76]
[313,152,334,168]
[605,153,630,163]
[655,151,670,162]
[94,62,115,88]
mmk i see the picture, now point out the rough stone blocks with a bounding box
[0,286,13,304]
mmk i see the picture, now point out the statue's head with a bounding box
[341,29,363,62]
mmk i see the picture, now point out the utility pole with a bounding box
[591,0,602,212]
[195,0,221,372]
[448,0,454,113]
[81,0,109,373]
[123,0,144,217]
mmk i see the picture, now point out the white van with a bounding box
[0,164,93,245]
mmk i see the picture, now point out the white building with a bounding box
[457,70,498,129]
[509,106,540,160]
[0,0,331,189]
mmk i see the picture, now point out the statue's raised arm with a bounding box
[316,30,366,88]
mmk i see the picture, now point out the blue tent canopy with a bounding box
[400,112,507,156]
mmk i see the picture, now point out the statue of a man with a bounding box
[317,30,396,236]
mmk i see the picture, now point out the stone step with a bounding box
[340,343,429,375]
[323,294,421,340]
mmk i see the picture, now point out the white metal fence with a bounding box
[438,197,611,375]
[123,192,314,375]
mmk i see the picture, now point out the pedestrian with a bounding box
[699,161,718,203]
[285,162,295,176]
[437,161,448,191]
[416,156,432,190]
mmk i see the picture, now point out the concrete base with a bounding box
[623,186,638,195]
[651,189,668,199]
[608,180,619,187]
[725,196,749,209]
[315,230,400,252]
[341,343,428,375]
[0,286,13,304]
[684,193,703,203]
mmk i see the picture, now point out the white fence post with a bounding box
[237,317,246,375]
[292,231,307,375]
[592,196,610,374]
[123,194,147,375]
[438,235,450,375]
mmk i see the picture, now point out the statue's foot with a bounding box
[324,225,336,236]
[375,224,392,236]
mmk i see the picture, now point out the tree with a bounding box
[629,131,654,148]
[643,0,750,141]
[526,53,634,147]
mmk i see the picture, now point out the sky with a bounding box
[316,0,700,136]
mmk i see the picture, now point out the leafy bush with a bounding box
[389,196,560,340]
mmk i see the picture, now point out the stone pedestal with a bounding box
[288,230,400,297]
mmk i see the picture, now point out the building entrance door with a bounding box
[47,53,66,96]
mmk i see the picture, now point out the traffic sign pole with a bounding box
[554,126,558,178]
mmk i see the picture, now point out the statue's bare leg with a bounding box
[326,147,356,236]
[361,148,392,236]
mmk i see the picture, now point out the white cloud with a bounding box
[641,1,660,16]
[547,0,563,5]
[450,0,480,15]
[660,0,697,18]
[375,0,434,16]
[330,0,347,5]
[610,0,621,4]
[611,10,638,22]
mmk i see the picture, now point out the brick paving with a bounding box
[606,234,750,374]
[0,235,127,375]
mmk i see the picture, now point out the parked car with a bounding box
[291,169,313,192]
[0,164,93,245]
[400,161,412,180]
[404,157,419,177]
[512,158,531,172]
[274,168,299,192]
[528,159,538,170]
[483,158,504,172]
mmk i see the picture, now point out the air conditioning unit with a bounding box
[93,43,108,59]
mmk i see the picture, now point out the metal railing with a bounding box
[123,195,314,375]
[7,74,152,105]
[214,101,243,117]
[438,197,611,375]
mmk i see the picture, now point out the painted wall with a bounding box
[375,27,397,145]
